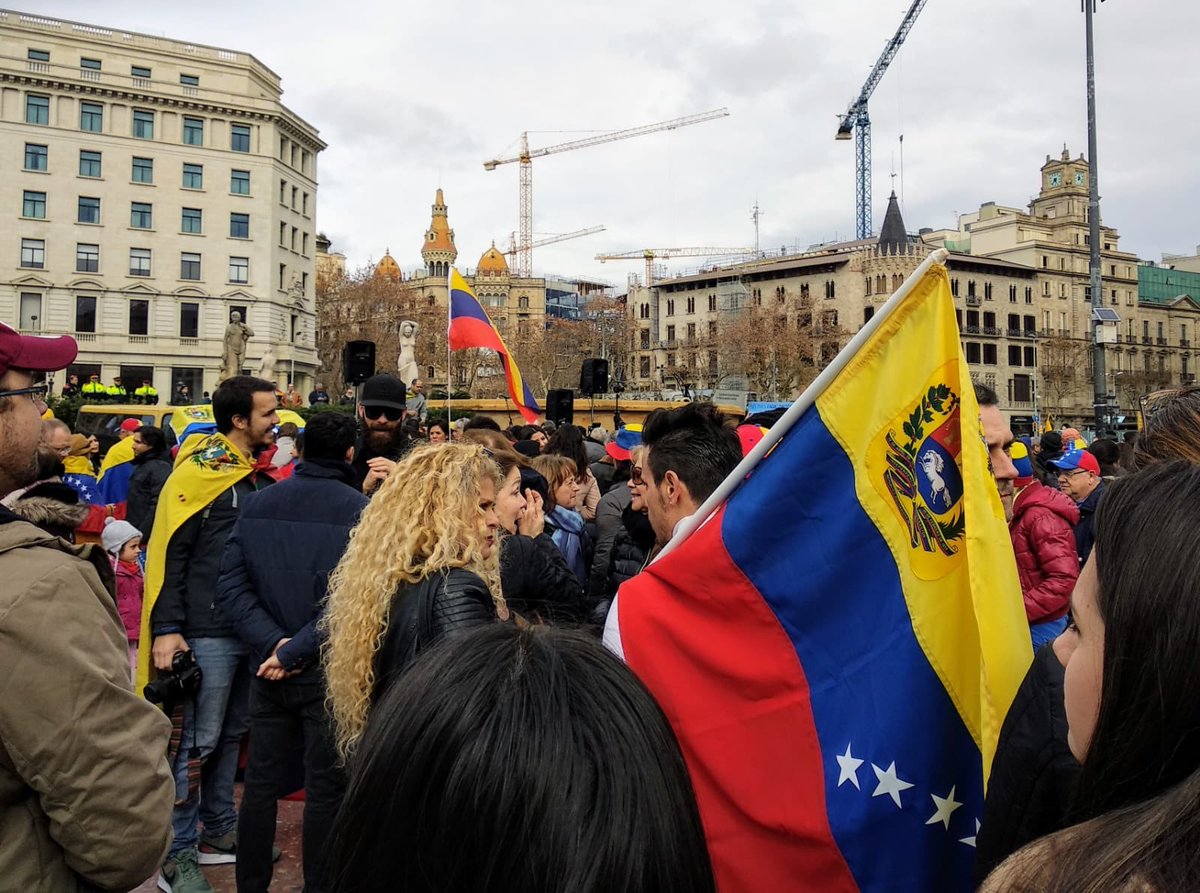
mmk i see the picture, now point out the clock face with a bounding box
[1048,172,1062,187]
[1074,170,1086,186]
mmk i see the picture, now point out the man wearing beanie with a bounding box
[351,373,410,494]
[1007,437,1080,649]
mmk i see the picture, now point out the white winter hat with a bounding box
[101,517,142,555]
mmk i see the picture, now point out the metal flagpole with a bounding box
[656,247,950,561]
[446,266,453,427]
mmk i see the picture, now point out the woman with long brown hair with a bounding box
[322,442,503,758]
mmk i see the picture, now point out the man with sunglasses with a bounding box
[0,321,175,890]
[1047,447,1105,565]
[352,373,411,494]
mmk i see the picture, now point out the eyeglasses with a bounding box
[364,405,403,422]
[630,465,646,486]
[0,384,49,404]
[1057,468,1088,478]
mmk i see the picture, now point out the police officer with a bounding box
[81,373,107,401]
[107,376,129,402]
[134,378,159,405]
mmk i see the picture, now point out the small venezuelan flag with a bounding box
[447,268,541,423]
[607,259,1032,893]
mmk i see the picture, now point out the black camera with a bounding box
[144,650,203,706]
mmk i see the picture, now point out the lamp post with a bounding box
[1085,0,1107,436]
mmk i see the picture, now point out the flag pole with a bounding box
[446,265,453,427]
[657,247,950,560]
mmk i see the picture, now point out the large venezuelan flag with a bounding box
[447,268,541,423]
[96,435,136,504]
[607,257,1032,892]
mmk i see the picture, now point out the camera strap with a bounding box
[166,695,203,805]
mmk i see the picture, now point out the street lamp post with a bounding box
[1085,0,1107,436]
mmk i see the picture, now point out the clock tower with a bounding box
[1032,145,1091,221]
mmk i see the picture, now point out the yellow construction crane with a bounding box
[484,109,730,278]
[596,247,755,288]
[503,226,606,261]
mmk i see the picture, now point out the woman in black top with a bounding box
[322,442,503,758]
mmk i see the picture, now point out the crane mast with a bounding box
[836,0,928,240]
[484,109,730,277]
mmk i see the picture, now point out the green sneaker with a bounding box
[198,828,281,865]
[157,848,214,893]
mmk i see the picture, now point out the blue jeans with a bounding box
[1030,616,1068,651]
[169,636,251,857]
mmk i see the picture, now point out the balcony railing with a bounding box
[1157,337,1168,345]
[1143,335,1153,344]
[965,295,982,307]
[1182,339,1191,348]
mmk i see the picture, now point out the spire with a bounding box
[421,188,457,276]
[877,191,907,255]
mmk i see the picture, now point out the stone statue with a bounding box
[397,320,420,387]
[257,345,278,381]
[220,311,255,381]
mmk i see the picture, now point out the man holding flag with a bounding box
[605,251,1032,893]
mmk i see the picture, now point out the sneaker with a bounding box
[158,848,214,893]
[198,828,281,865]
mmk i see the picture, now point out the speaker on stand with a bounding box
[342,341,376,406]
[580,358,609,427]
[545,388,575,427]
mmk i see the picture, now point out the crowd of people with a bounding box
[3,315,1200,892]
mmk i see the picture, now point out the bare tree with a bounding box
[1039,334,1094,420]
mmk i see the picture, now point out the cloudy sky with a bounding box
[37,0,1200,287]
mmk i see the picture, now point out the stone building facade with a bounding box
[0,10,324,399]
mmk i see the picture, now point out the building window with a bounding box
[79,102,103,133]
[518,295,530,309]
[76,243,99,273]
[231,124,251,153]
[230,169,250,195]
[24,143,48,171]
[667,299,675,316]
[80,57,101,71]
[302,233,309,255]
[279,179,287,204]
[75,296,98,333]
[77,196,100,224]
[180,252,201,280]
[983,344,997,365]
[129,247,151,277]
[708,294,717,312]
[686,296,696,313]
[1008,285,1017,303]
[180,73,199,86]
[182,116,204,146]
[28,49,50,62]
[133,109,154,139]
[1025,287,1033,304]
[25,94,49,125]
[131,65,151,79]
[825,280,836,299]
[1024,346,1036,367]
[229,256,249,284]
[129,299,149,335]
[1008,345,1022,366]
[640,356,651,379]
[291,186,299,209]
[302,192,309,215]
[19,292,42,330]
[131,156,153,183]
[182,163,203,189]
[181,208,202,234]
[20,238,45,269]
[179,302,199,338]
[131,202,153,229]
[22,191,46,219]
[79,150,102,178]
[229,212,250,239]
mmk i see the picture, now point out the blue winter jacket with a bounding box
[216,459,367,670]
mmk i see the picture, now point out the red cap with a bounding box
[119,418,141,432]
[0,322,77,376]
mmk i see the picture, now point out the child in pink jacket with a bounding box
[102,518,143,680]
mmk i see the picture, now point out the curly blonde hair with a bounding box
[322,442,504,758]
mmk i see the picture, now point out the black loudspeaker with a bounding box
[545,388,575,425]
[579,358,609,396]
[342,340,376,386]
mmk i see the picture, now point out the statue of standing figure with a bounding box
[397,320,420,387]
[257,345,278,381]
[221,311,255,381]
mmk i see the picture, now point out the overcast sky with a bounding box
[36,0,1200,287]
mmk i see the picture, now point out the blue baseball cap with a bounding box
[1047,447,1100,476]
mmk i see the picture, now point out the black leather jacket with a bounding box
[374,568,494,701]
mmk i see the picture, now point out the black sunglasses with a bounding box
[364,405,403,422]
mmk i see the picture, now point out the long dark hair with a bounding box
[330,624,716,893]
[546,424,588,480]
[1002,463,1200,891]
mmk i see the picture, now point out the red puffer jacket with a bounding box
[1009,482,1080,623]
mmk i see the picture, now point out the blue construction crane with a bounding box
[836,0,929,240]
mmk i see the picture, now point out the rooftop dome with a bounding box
[477,241,510,276]
[374,250,402,281]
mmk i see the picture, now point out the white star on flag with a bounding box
[871,761,914,808]
[959,819,981,848]
[836,743,864,790]
[925,786,963,830]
